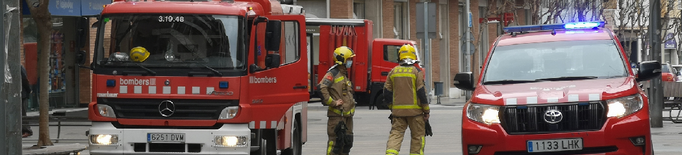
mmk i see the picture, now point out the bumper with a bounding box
[462,110,652,155]
[88,122,251,155]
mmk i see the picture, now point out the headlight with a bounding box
[606,95,643,118]
[214,135,248,147]
[219,106,239,120]
[466,103,501,125]
[97,104,116,118]
[90,134,119,145]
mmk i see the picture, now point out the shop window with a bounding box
[394,1,408,39]
[353,1,365,19]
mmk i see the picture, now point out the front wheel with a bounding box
[375,94,389,110]
[282,120,302,155]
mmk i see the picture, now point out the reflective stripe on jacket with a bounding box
[385,66,430,117]
[319,66,356,117]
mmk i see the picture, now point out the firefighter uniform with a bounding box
[319,46,356,155]
[384,45,430,155]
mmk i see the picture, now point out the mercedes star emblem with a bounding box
[544,109,563,124]
[158,100,175,117]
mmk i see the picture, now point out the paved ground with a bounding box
[18,97,682,154]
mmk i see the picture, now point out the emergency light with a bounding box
[503,21,605,33]
[219,81,229,89]
[107,79,116,87]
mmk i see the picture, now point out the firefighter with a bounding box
[384,44,430,155]
[318,46,356,155]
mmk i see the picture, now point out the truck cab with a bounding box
[87,0,308,155]
[454,22,660,155]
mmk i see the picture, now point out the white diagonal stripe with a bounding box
[163,86,171,94]
[568,94,579,102]
[134,86,142,94]
[178,86,185,94]
[547,97,559,103]
[527,97,538,104]
[192,87,200,94]
[260,121,266,129]
[271,121,277,129]
[589,94,601,100]
[206,87,215,95]
[506,98,517,105]
[148,86,156,94]
[120,86,128,94]
[249,121,255,129]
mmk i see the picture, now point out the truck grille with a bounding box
[500,102,606,134]
[98,98,237,120]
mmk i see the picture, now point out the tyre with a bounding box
[283,120,302,155]
[375,94,389,110]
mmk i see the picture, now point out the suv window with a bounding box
[483,40,627,83]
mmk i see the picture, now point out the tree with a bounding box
[24,0,52,147]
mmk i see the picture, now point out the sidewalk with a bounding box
[21,143,87,155]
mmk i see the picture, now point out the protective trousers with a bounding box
[327,116,354,155]
[386,115,425,155]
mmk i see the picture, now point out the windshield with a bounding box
[483,40,628,83]
[95,14,245,69]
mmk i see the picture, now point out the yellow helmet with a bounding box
[333,46,356,65]
[130,46,150,62]
[398,44,417,61]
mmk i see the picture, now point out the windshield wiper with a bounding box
[483,79,541,85]
[534,76,598,81]
[188,64,223,77]
[133,63,157,75]
[202,64,223,76]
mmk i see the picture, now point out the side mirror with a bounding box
[453,72,475,91]
[76,50,87,65]
[249,64,262,73]
[265,53,281,68]
[636,61,662,82]
[265,20,282,51]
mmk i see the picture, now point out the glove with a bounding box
[388,114,394,124]
[333,121,347,154]
[425,120,433,137]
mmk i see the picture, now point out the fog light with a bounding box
[214,136,248,147]
[467,145,482,154]
[89,134,119,145]
[218,106,239,120]
[96,104,116,118]
[629,136,646,146]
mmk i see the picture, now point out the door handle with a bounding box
[381,72,389,76]
[293,85,307,89]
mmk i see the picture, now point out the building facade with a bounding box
[299,0,530,99]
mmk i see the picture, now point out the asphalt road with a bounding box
[23,103,682,155]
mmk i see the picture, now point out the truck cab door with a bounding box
[246,15,308,128]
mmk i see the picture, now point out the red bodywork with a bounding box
[463,29,652,154]
[307,19,417,105]
[90,0,308,152]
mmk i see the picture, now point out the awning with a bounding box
[22,0,112,17]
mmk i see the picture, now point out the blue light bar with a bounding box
[564,22,602,29]
[503,21,605,33]
[106,79,116,87]
[219,81,229,89]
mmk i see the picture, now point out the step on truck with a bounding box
[304,18,419,109]
[87,0,308,154]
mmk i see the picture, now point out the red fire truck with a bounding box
[305,18,418,109]
[87,0,308,154]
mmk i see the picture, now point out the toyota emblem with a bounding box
[544,109,563,124]
[158,100,175,117]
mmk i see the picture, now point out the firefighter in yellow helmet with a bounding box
[318,46,356,155]
[384,44,430,155]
